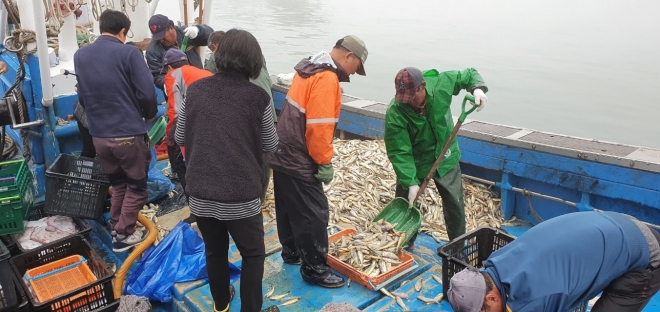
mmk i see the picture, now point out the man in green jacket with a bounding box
[384,67,488,246]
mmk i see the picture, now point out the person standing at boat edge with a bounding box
[384,67,488,246]
[145,14,213,93]
[269,35,368,288]
[73,10,158,252]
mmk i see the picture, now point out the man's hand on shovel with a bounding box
[408,185,420,208]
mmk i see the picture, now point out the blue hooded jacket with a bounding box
[484,211,650,311]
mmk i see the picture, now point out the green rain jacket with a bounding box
[384,68,488,189]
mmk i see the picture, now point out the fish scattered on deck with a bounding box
[270,292,290,301]
[414,278,424,292]
[279,298,300,306]
[264,285,275,298]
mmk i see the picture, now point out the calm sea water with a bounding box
[156,0,660,148]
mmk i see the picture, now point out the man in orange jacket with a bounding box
[269,35,368,288]
[163,49,212,207]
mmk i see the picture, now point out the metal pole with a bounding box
[17,0,54,107]
[0,0,7,44]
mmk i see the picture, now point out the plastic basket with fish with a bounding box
[24,255,97,303]
[44,154,110,220]
[12,203,92,253]
[0,238,18,311]
[437,227,587,312]
[0,195,26,236]
[10,235,115,311]
[327,229,417,291]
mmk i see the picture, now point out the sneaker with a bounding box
[113,230,149,252]
[261,306,280,312]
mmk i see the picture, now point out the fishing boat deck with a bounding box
[84,175,660,312]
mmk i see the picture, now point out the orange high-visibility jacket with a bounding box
[269,52,350,182]
[164,65,213,142]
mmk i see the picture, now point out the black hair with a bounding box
[481,271,494,292]
[99,10,131,36]
[208,31,226,50]
[169,60,188,69]
[214,29,263,80]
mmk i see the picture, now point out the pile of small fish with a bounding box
[262,139,503,240]
[328,219,406,277]
[16,216,79,250]
[264,285,300,307]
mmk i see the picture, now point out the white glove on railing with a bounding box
[184,26,199,39]
[472,89,488,112]
[408,185,420,208]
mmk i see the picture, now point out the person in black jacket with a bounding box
[145,14,213,92]
[174,29,278,312]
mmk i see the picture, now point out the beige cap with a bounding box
[339,35,368,75]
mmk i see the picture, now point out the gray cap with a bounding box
[338,35,368,76]
[447,268,488,312]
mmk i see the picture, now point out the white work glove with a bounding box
[407,185,420,208]
[183,26,199,39]
[471,88,488,112]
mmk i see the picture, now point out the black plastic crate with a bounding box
[91,300,119,312]
[11,203,92,253]
[438,226,587,312]
[10,235,116,312]
[5,274,28,312]
[0,234,18,257]
[0,239,17,311]
[44,154,110,219]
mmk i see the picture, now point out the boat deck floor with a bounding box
[85,160,660,311]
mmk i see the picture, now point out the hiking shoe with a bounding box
[212,286,235,312]
[113,230,149,252]
[303,271,345,288]
[261,306,280,312]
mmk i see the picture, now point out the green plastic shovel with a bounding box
[374,94,478,251]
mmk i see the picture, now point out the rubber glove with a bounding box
[183,26,199,39]
[315,164,334,184]
[407,185,420,208]
[472,88,488,112]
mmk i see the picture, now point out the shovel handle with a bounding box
[412,94,477,206]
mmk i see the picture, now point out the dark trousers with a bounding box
[273,170,330,279]
[395,164,466,242]
[196,214,265,312]
[73,116,96,158]
[93,135,150,235]
[167,143,187,197]
[592,228,660,312]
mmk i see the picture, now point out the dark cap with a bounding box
[149,14,171,41]
[447,268,488,312]
[337,35,368,75]
[163,49,187,66]
[394,67,424,104]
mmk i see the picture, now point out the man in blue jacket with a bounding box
[447,211,660,312]
[74,10,158,252]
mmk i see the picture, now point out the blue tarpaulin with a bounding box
[125,222,241,302]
